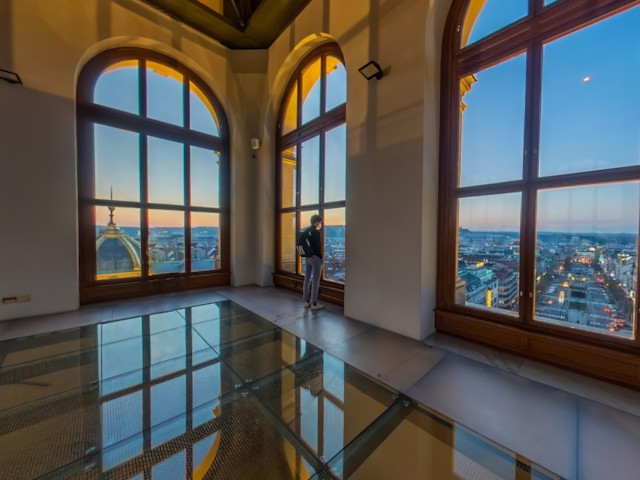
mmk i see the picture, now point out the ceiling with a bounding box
[141,0,313,49]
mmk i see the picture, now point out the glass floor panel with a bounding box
[0,300,563,480]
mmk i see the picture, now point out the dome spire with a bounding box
[108,186,116,226]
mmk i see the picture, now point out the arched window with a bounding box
[274,44,347,302]
[438,0,640,378]
[77,49,230,303]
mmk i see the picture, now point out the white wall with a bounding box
[265,0,451,340]
[0,0,265,320]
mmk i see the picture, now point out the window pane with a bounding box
[95,206,141,281]
[94,124,140,202]
[460,54,526,187]
[280,212,297,273]
[94,60,139,114]
[281,146,297,209]
[151,375,186,446]
[301,58,322,125]
[462,0,528,47]
[456,193,521,315]
[544,0,560,5]
[282,83,298,135]
[539,7,640,177]
[534,183,638,339]
[301,136,320,206]
[324,124,346,203]
[324,207,345,284]
[191,212,220,272]
[190,146,220,208]
[325,55,346,112]
[190,81,220,136]
[147,61,184,127]
[149,210,185,275]
[148,137,184,205]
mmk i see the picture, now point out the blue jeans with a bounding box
[303,255,323,304]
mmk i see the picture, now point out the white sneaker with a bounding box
[304,301,311,309]
[310,303,324,311]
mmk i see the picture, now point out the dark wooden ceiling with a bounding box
[141,0,312,49]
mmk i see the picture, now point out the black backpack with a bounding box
[296,228,314,257]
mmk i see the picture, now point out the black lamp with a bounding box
[358,61,384,80]
[0,68,22,85]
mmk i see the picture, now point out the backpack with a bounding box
[296,228,314,257]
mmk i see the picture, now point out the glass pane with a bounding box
[190,146,220,208]
[545,0,560,5]
[152,451,185,479]
[324,207,345,284]
[148,137,184,205]
[324,124,346,203]
[282,83,298,135]
[150,311,186,378]
[462,0,528,47]
[151,375,186,446]
[94,60,139,114]
[539,7,640,177]
[146,61,184,127]
[280,212,296,273]
[189,81,220,136]
[148,210,185,275]
[99,318,143,394]
[192,365,221,427]
[535,182,638,339]
[101,391,143,470]
[456,193,521,315]
[301,58,322,125]
[281,146,297,209]
[301,136,320,206]
[95,206,141,281]
[94,124,139,202]
[325,55,346,112]
[460,54,526,187]
[191,212,220,272]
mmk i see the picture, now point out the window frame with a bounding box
[77,48,231,304]
[274,43,347,304]
[437,0,640,366]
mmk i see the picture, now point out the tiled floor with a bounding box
[1,286,640,479]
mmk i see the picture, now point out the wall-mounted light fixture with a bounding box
[358,61,384,80]
[250,138,261,150]
[0,68,22,85]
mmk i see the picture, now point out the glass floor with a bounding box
[0,300,562,479]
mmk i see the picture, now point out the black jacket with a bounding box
[307,227,322,259]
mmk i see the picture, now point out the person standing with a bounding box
[302,214,324,311]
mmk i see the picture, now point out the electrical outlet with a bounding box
[2,294,31,304]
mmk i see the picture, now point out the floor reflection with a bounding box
[0,300,561,479]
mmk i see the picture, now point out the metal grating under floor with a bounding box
[0,300,562,480]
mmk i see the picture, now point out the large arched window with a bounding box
[438,1,640,386]
[274,44,347,303]
[77,49,230,303]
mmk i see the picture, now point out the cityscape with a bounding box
[458,228,637,338]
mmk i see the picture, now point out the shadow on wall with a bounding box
[0,1,12,68]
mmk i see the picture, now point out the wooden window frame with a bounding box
[437,0,640,389]
[274,44,346,305]
[77,48,231,304]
